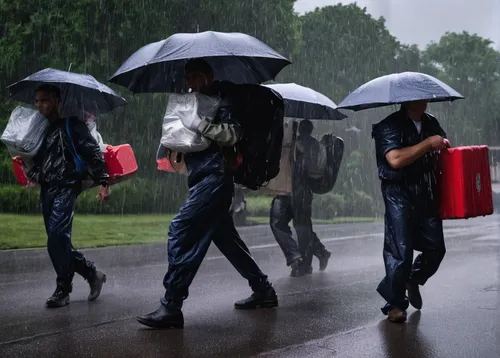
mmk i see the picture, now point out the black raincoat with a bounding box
[28,117,109,289]
[372,109,447,313]
[162,83,270,307]
[270,133,329,267]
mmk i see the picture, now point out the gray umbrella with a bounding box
[109,31,291,93]
[263,83,347,120]
[8,68,127,116]
[337,71,465,111]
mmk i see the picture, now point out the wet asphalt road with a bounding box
[0,216,498,358]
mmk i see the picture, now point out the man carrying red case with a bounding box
[372,100,450,323]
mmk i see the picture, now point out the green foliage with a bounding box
[1,1,499,217]
[288,4,402,98]
[422,32,500,145]
[312,190,377,219]
[0,178,188,215]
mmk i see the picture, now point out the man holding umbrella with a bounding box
[372,100,449,322]
[27,84,109,307]
[110,31,291,329]
[136,59,278,329]
[262,83,346,277]
[338,72,463,323]
[8,68,127,308]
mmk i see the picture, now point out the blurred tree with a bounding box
[288,4,401,99]
[1,1,499,215]
[422,31,500,145]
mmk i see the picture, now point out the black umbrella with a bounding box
[337,71,464,111]
[263,83,347,120]
[109,31,291,93]
[8,68,127,116]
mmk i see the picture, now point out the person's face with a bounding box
[186,70,213,92]
[405,100,428,118]
[35,91,60,118]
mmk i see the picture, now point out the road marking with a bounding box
[206,225,496,261]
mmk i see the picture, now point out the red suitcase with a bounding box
[12,144,138,187]
[437,145,494,219]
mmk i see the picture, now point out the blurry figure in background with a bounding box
[229,186,247,226]
[270,120,334,277]
[24,84,110,308]
[137,59,277,330]
[372,100,450,323]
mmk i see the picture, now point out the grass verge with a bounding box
[0,214,375,250]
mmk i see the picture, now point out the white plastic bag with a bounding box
[85,116,108,152]
[161,119,210,153]
[1,106,49,158]
[160,93,221,153]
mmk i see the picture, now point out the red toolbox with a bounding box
[12,157,32,187]
[12,144,138,187]
[156,145,187,174]
[437,145,494,219]
[103,144,138,185]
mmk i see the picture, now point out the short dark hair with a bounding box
[35,84,61,99]
[185,58,213,75]
[298,119,314,135]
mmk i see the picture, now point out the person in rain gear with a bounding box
[372,100,450,323]
[25,84,110,308]
[270,120,332,277]
[137,59,278,329]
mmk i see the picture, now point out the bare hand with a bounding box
[427,135,448,151]
[96,186,110,204]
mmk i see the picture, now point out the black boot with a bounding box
[234,285,278,309]
[88,270,107,301]
[46,284,72,308]
[137,303,184,329]
[290,258,305,277]
[406,282,423,310]
[318,250,331,271]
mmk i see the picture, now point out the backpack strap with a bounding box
[65,118,87,174]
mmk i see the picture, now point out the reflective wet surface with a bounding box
[0,216,498,357]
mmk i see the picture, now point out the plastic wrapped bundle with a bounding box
[1,106,49,158]
[160,92,221,153]
[161,119,210,153]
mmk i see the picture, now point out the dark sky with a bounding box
[294,0,500,49]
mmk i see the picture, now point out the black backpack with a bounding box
[222,83,285,190]
[305,132,345,195]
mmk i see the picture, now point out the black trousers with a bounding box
[270,195,327,266]
[41,185,95,289]
[377,183,446,313]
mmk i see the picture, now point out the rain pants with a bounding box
[270,133,328,267]
[270,195,327,266]
[372,109,447,313]
[28,117,109,289]
[162,88,270,307]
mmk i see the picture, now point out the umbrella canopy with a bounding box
[263,83,347,120]
[109,31,291,93]
[8,68,127,116]
[337,71,465,111]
